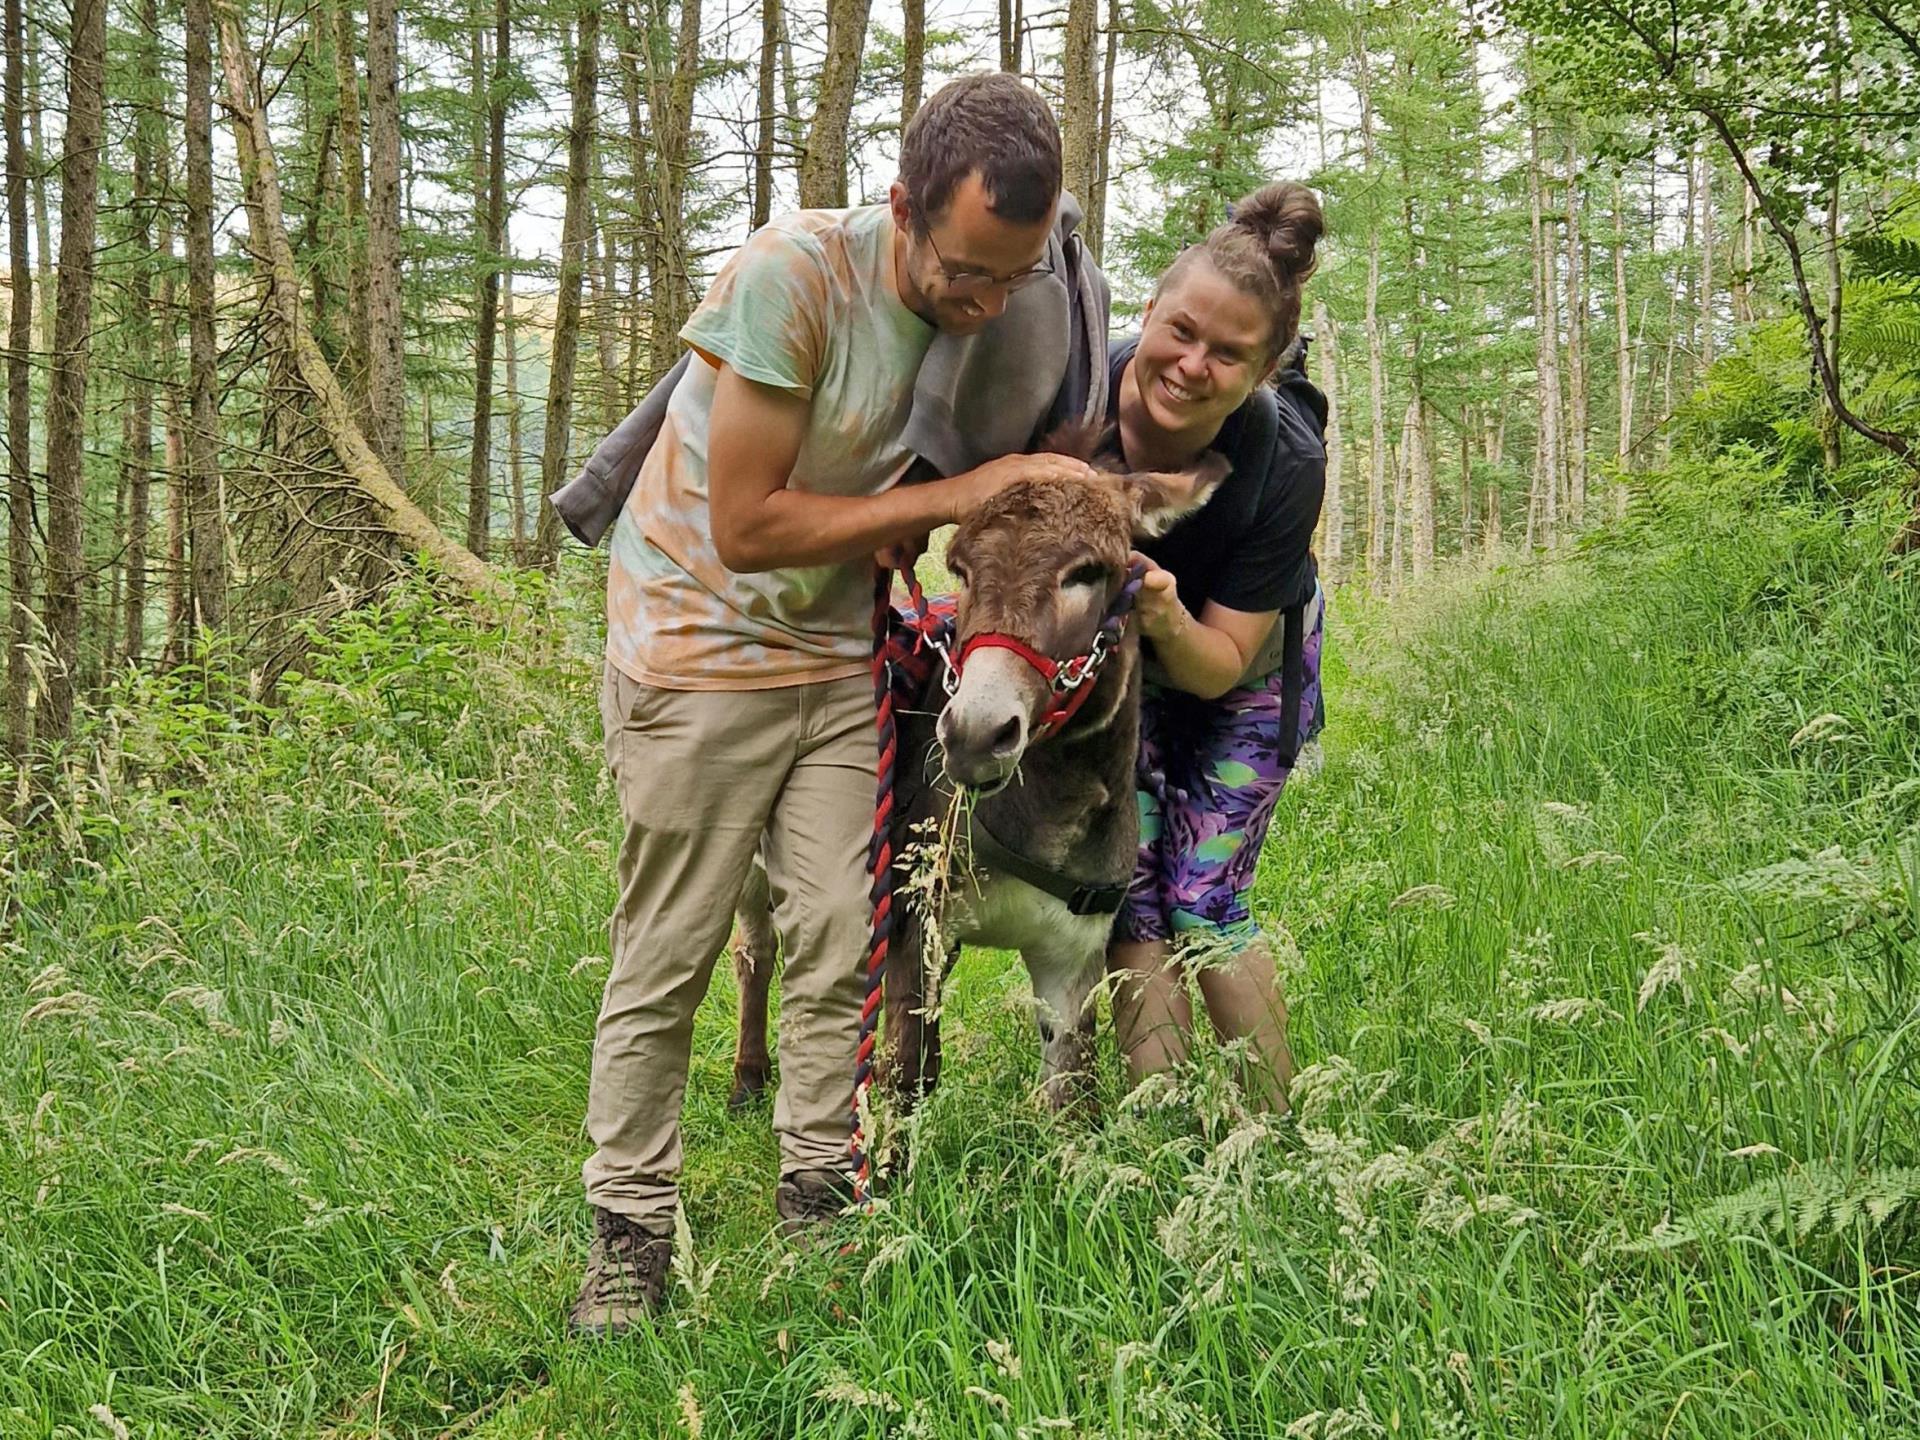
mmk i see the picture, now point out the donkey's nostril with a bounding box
[988,715,1023,755]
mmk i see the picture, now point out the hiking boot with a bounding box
[775,1167,860,1239]
[567,1206,673,1338]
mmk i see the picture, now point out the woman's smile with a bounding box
[1159,373,1206,407]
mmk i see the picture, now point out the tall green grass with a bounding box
[4,462,1918,1437]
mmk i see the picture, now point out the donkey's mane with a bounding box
[1037,420,1126,471]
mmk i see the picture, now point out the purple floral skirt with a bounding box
[1114,592,1324,948]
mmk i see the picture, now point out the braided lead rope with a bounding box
[1105,560,1148,639]
[847,559,1144,1204]
[849,566,896,1205]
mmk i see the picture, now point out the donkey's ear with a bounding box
[1121,453,1230,539]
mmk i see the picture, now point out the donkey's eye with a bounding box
[1064,562,1109,589]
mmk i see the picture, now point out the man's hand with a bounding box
[1130,552,1189,645]
[941,452,1099,525]
[874,532,928,571]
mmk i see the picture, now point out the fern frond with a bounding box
[1849,234,1920,288]
[1847,313,1920,367]
[1625,1164,1920,1252]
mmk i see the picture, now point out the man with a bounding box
[571,73,1099,1338]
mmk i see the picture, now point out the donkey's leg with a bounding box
[879,911,940,1114]
[1024,933,1107,1120]
[729,853,777,1109]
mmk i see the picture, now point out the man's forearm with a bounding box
[713,477,961,573]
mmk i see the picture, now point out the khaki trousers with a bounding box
[582,662,874,1225]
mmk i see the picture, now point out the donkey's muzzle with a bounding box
[938,647,1039,788]
[938,709,1028,789]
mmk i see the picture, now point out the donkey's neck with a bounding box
[974,643,1142,883]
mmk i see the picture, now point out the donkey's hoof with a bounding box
[1039,1073,1101,1125]
[729,1067,771,1110]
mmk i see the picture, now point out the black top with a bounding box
[1106,337,1327,620]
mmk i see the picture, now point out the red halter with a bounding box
[949,560,1149,741]
[953,632,1111,739]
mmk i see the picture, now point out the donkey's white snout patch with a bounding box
[939,648,1039,788]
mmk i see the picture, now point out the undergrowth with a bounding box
[4,461,1919,1436]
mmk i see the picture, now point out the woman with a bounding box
[1105,182,1327,1113]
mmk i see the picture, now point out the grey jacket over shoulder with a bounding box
[549,195,1113,548]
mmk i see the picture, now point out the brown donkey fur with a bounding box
[723,434,1225,1125]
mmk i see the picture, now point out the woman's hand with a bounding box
[1131,552,1191,645]
[1129,551,1279,700]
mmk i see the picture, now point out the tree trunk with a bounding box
[1733,172,1757,326]
[1397,150,1431,577]
[1061,0,1099,211]
[23,12,49,353]
[615,0,652,391]
[1363,254,1388,584]
[779,0,802,155]
[1355,23,1387,589]
[40,0,108,743]
[465,0,507,559]
[105,417,125,682]
[186,0,228,635]
[503,257,526,557]
[1408,397,1432,580]
[531,3,600,571]
[331,0,370,411]
[124,0,163,665]
[1389,410,1408,589]
[4,0,30,759]
[1679,146,1695,393]
[1089,0,1118,262]
[1816,66,1843,473]
[1527,105,1562,551]
[1696,141,1715,372]
[643,0,699,381]
[901,0,923,134]
[215,7,500,599]
[594,202,623,432]
[365,0,406,486]
[999,0,1017,72]
[753,0,778,230]
[799,0,870,208]
[1313,300,1343,577]
[295,10,338,350]
[1459,416,1472,556]
[158,194,187,668]
[1659,230,1679,471]
[1613,173,1634,476]
[1565,135,1588,530]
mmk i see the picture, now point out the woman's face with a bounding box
[1132,258,1277,445]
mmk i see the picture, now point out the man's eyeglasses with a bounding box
[921,227,1054,297]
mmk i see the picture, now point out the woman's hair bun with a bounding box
[1230,182,1323,287]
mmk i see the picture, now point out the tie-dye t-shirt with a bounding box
[605,205,936,690]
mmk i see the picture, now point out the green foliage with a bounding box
[1114,0,1308,285]
[9,476,1920,1433]
[1630,1165,1920,1252]
[1670,197,1920,504]
[1850,233,1920,290]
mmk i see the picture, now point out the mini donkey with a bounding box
[726,438,1226,1116]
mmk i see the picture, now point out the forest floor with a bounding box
[6,475,1920,1438]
